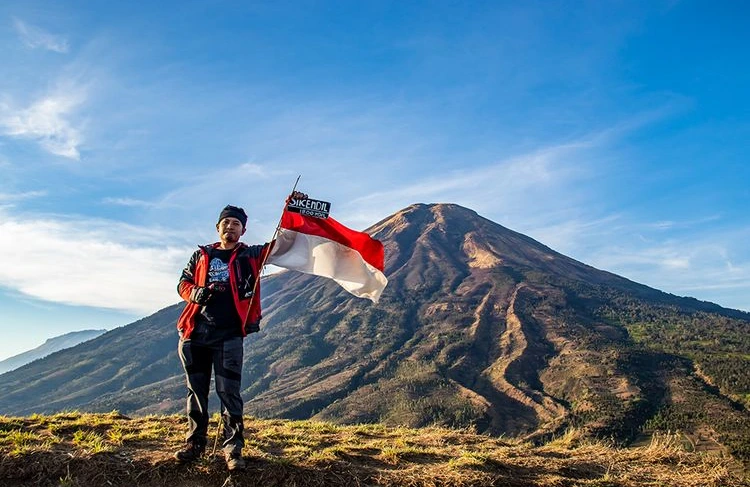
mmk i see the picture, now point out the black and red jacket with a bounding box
[177,242,272,339]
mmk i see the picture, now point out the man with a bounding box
[174,204,273,471]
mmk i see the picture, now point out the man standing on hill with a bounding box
[172,191,383,471]
[173,204,275,471]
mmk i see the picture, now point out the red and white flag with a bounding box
[267,210,388,302]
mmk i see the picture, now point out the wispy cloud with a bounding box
[582,224,750,311]
[102,197,165,208]
[157,161,295,238]
[0,190,48,202]
[523,214,626,256]
[13,18,69,53]
[236,163,270,177]
[644,215,722,231]
[497,205,750,312]
[0,91,84,159]
[0,210,191,314]
[337,138,598,229]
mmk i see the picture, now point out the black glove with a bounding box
[245,321,260,334]
[189,285,213,305]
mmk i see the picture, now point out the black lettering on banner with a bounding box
[286,198,331,219]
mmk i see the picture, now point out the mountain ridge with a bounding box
[0,329,107,375]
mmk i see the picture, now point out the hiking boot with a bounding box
[174,441,205,462]
[225,448,246,471]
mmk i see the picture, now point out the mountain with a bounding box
[0,329,107,375]
[0,203,747,461]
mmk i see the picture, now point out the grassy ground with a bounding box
[0,412,747,487]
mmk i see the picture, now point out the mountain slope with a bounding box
[0,203,747,461]
[0,329,107,375]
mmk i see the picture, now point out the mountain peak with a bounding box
[368,202,611,289]
[369,203,480,234]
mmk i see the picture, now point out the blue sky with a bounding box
[0,1,748,361]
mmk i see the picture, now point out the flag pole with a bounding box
[242,174,301,327]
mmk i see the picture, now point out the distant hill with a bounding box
[0,203,748,463]
[0,329,107,375]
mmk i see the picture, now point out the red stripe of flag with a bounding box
[280,210,384,272]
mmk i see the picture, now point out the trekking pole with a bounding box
[211,413,225,456]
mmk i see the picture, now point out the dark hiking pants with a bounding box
[178,337,244,452]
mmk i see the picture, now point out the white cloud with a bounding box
[13,18,69,53]
[583,226,750,311]
[522,214,625,256]
[102,197,165,208]
[0,92,84,159]
[645,215,722,231]
[0,211,191,314]
[157,161,295,239]
[237,162,269,177]
[337,139,597,230]
[521,216,750,312]
[0,190,48,202]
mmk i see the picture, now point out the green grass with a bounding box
[72,429,112,453]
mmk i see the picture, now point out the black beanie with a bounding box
[218,205,248,228]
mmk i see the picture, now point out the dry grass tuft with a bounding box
[0,414,746,486]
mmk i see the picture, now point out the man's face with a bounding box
[217,217,246,243]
